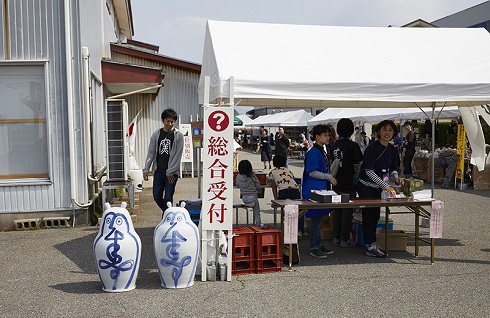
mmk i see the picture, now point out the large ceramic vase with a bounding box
[154,202,200,288]
[94,202,141,292]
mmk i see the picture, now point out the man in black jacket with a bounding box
[274,127,290,160]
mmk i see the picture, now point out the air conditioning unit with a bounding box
[105,99,129,181]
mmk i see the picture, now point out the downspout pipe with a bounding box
[3,0,10,60]
[65,0,97,226]
[82,47,94,182]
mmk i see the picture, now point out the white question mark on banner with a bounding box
[213,112,225,130]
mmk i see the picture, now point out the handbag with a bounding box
[330,158,340,177]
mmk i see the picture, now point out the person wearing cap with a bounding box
[402,121,416,178]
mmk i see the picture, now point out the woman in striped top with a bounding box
[357,120,404,258]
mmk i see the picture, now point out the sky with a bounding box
[131,0,486,64]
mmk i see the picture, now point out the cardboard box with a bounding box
[305,216,332,239]
[320,227,333,240]
[402,178,424,196]
[310,191,349,203]
[353,217,393,247]
[414,156,449,183]
[472,165,490,189]
[429,157,445,183]
[376,230,408,251]
[414,157,429,181]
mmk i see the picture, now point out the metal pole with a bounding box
[197,148,201,198]
[431,103,436,198]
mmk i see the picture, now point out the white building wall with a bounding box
[0,0,72,214]
[0,0,126,226]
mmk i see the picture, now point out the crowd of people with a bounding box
[144,109,413,262]
[235,120,414,260]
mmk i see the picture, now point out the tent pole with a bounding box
[431,102,436,197]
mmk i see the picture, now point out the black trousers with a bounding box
[332,188,357,241]
[356,183,382,246]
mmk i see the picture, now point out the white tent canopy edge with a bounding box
[198,20,490,171]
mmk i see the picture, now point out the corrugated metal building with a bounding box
[0,0,201,228]
[106,41,201,170]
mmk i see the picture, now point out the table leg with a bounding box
[274,205,278,228]
[415,208,420,256]
[431,238,435,264]
[128,182,134,214]
[385,207,390,254]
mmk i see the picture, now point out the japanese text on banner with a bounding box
[180,124,193,163]
[284,205,298,244]
[201,107,234,230]
[456,124,465,179]
[430,200,444,238]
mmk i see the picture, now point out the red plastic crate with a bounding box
[232,226,256,275]
[255,258,282,274]
[250,225,281,259]
[232,259,256,275]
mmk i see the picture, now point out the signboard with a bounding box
[179,124,193,163]
[283,205,298,244]
[191,121,203,148]
[456,124,465,179]
[430,200,444,238]
[201,107,234,230]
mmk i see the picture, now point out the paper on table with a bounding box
[311,190,337,195]
[412,189,432,200]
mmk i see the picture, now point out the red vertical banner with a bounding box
[201,106,234,230]
[430,200,444,238]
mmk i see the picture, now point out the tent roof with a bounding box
[234,114,253,128]
[249,110,313,127]
[199,20,490,108]
[308,106,461,126]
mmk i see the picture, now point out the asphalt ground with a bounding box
[0,149,489,317]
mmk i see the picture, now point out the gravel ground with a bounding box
[0,149,489,318]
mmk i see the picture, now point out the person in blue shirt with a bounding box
[302,124,337,258]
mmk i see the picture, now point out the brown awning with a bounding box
[102,61,163,94]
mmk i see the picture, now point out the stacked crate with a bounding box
[231,226,256,275]
[250,225,282,273]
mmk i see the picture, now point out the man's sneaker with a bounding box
[332,237,341,246]
[365,243,385,253]
[340,239,357,248]
[310,248,329,259]
[320,245,334,255]
[365,245,387,258]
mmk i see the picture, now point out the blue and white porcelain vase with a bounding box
[154,202,200,288]
[94,202,141,292]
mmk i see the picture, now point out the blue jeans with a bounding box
[242,195,261,225]
[153,170,178,213]
[309,215,324,250]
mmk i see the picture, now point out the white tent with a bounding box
[198,20,490,172]
[250,109,313,127]
[249,114,275,127]
[308,106,461,126]
[235,114,253,128]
